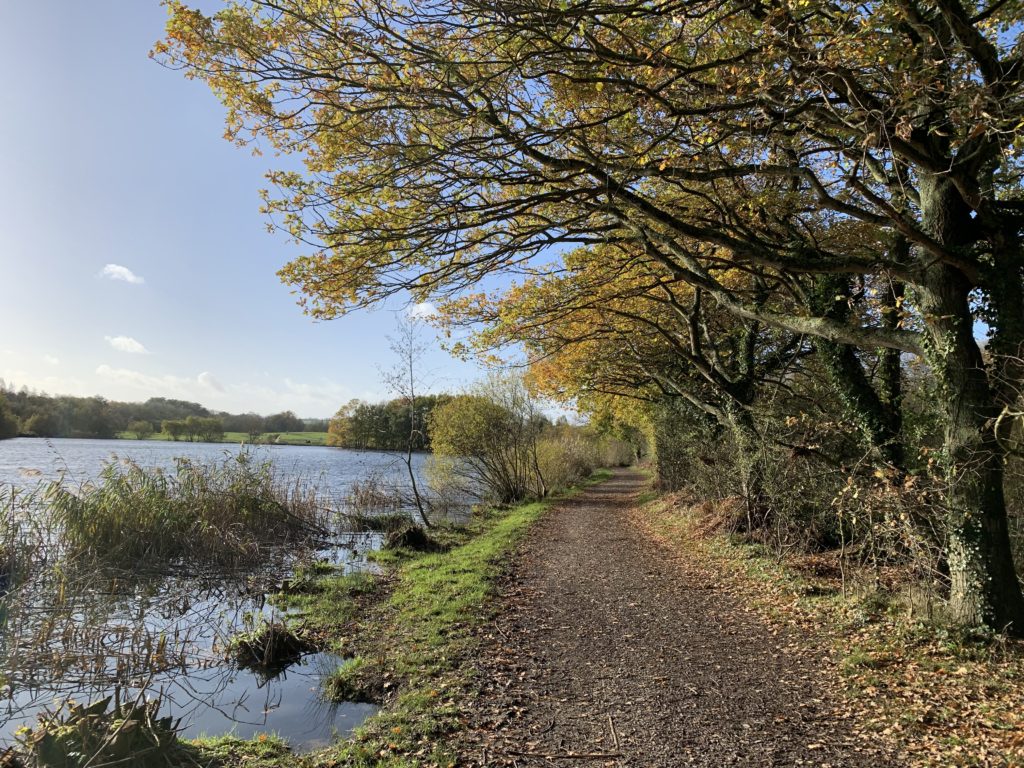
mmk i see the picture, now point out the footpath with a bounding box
[458,469,893,767]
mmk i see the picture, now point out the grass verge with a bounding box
[318,497,549,767]
[636,492,1024,767]
[192,473,617,767]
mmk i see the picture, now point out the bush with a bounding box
[431,375,636,503]
[535,431,597,494]
[429,387,540,504]
[125,420,154,440]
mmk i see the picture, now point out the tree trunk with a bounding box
[878,276,905,467]
[728,405,768,531]
[812,275,904,466]
[917,174,1024,630]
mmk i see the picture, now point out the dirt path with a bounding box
[460,469,893,767]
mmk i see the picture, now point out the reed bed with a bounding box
[43,452,330,568]
[0,486,50,593]
[340,473,473,533]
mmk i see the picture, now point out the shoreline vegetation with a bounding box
[0,378,634,767]
[188,469,615,768]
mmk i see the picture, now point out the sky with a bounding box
[0,2,483,418]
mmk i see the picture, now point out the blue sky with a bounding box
[0,2,481,418]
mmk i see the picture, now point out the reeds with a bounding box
[44,452,329,567]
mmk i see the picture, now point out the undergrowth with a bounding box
[638,491,1024,767]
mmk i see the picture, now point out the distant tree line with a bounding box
[0,381,327,442]
[326,395,453,451]
[159,416,225,443]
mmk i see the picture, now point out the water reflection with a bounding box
[0,533,381,750]
[0,438,466,752]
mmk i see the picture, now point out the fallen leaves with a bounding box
[637,494,1024,767]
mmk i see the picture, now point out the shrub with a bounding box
[535,431,597,494]
[429,375,545,504]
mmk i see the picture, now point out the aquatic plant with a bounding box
[0,486,48,593]
[344,475,406,517]
[14,695,185,768]
[384,524,442,553]
[223,615,316,677]
[44,452,329,567]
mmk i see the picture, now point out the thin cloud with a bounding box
[198,371,225,392]
[42,355,60,366]
[407,301,439,319]
[100,264,145,284]
[96,365,192,392]
[105,335,150,354]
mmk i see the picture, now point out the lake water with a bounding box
[0,436,427,494]
[0,437,431,751]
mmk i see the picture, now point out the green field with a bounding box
[116,431,330,446]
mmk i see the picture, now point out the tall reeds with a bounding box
[43,452,329,567]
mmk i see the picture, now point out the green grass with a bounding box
[192,469,613,767]
[115,431,329,446]
[323,498,549,767]
[270,569,382,647]
[186,735,292,767]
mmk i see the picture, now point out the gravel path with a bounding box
[460,469,893,767]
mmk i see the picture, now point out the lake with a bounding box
[0,436,428,494]
[0,437,433,752]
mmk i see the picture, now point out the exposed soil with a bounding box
[459,469,895,767]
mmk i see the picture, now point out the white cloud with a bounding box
[105,335,150,354]
[2,368,87,395]
[96,364,193,393]
[198,371,225,392]
[407,301,438,319]
[100,264,145,284]
[42,355,59,366]
[91,366,348,415]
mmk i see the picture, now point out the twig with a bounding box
[494,620,510,641]
[607,713,620,751]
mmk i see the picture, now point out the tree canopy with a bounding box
[160,0,1024,630]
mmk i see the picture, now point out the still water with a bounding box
[0,436,427,493]
[0,438,426,751]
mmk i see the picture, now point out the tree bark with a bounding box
[878,275,905,467]
[727,405,768,531]
[812,275,904,466]
[917,175,1024,630]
